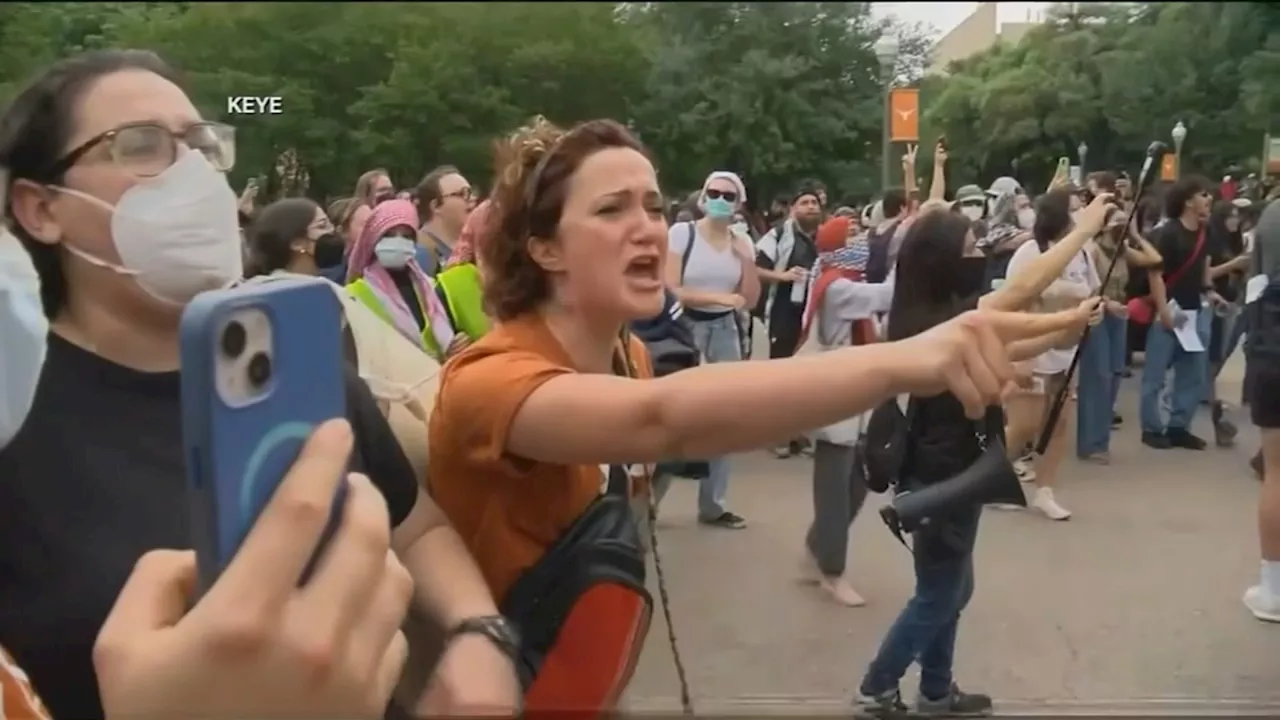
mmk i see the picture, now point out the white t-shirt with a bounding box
[1005,240,1100,374]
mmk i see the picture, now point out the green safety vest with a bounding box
[346,278,444,360]
[435,263,490,340]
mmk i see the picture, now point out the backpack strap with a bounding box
[680,221,696,281]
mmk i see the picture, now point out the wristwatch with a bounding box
[445,615,521,661]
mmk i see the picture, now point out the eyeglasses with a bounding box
[43,121,236,180]
[705,188,738,203]
[958,199,985,207]
[443,187,473,201]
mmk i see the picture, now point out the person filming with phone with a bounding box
[0,50,518,719]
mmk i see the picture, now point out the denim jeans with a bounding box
[1077,313,1126,456]
[689,312,741,518]
[1140,306,1212,434]
[860,504,981,701]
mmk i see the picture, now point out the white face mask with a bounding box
[375,235,416,269]
[56,150,243,305]
[0,231,48,448]
[1017,208,1036,229]
[959,205,983,222]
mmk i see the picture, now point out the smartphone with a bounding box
[181,276,347,592]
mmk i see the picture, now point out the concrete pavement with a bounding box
[622,350,1279,714]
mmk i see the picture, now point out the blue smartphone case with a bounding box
[180,277,347,592]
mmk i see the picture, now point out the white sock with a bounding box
[1261,560,1280,596]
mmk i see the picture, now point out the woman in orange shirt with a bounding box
[427,116,1092,711]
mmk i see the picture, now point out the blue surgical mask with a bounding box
[0,232,48,448]
[374,235,416,269]
[704,197,735,220]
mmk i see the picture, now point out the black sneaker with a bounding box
[1166,427,1207,450]
[916,684,994,717]
[1111,413,1123,429]
[699,511,747,529]
[1141,430,1172,449]
[1214,419,1238,448]
[853,688,910,720]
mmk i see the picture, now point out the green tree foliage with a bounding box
[0,2,1267,206]
[925,2,1280,191]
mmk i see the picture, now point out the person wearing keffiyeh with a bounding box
[797,216,895,608]
[345,198,458,360]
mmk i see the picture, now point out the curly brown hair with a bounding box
[480,116,649,321]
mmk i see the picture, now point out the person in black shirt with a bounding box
[755,183,822,457]
[1139,176,1224,450]
[0,50,518,718]
[853,198,1109,720]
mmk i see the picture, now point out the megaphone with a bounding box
[879,438,1024,546]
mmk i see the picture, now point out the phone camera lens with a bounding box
[246,352,273,388]
[220,321,247,358]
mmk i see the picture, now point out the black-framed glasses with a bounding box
[443,186,473,201]
[705,188,738,203]
[42,121,236,180]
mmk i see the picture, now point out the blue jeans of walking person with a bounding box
[859,504,982,704]
[688,311,743,526]
[1140,305,1212,438]
[1077,313,1126,457]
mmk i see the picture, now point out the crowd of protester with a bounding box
[1,47,1278,720]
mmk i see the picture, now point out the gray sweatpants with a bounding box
[805,440,870,577]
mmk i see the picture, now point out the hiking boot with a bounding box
[916,684,994,717]
[1141,431,1172,449]
[853,688,910,720]
[1166,427,1207,450]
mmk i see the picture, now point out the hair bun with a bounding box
[495,115,565,190]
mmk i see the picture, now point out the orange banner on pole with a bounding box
[1160,154,1177,181]
[889,88,919,142]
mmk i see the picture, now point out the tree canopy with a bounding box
[922,1,1280,190]
[0,2,1272,206]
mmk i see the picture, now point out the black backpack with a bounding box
[865,219,901,284]
[857,395,915,494]
[630,290,708,479]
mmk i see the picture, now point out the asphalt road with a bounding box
[621,340,1279,715]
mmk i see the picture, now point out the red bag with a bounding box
[1127,227,1205,326]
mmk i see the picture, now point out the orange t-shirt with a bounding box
[0,647,50,719]
[427,313,653,602]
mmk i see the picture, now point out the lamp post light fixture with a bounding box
[874,34,900,193]
[1077,141,1088,178]
[1172,121,1187,179]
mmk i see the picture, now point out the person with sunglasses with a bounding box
[663,171,761,528]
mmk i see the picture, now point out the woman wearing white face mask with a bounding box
[661,170,761,528]
[1,231,412,720]
[345,199,463,361]
[0,50,519,719]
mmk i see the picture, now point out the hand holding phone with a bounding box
[181,276,348,592]
[96,419,413,719]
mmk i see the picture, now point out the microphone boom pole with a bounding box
[1034,141,1170,456]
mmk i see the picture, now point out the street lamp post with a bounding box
[874,35,899,193]
[1172,121,1187,179]
[1077,141,1088,180]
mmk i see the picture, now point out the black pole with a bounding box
[1034,141,1170,456]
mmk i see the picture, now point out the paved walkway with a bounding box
[623,351,1279,714]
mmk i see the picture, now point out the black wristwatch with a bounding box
[445,615,521,661]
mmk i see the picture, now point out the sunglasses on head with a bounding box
[705,188,738,203]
